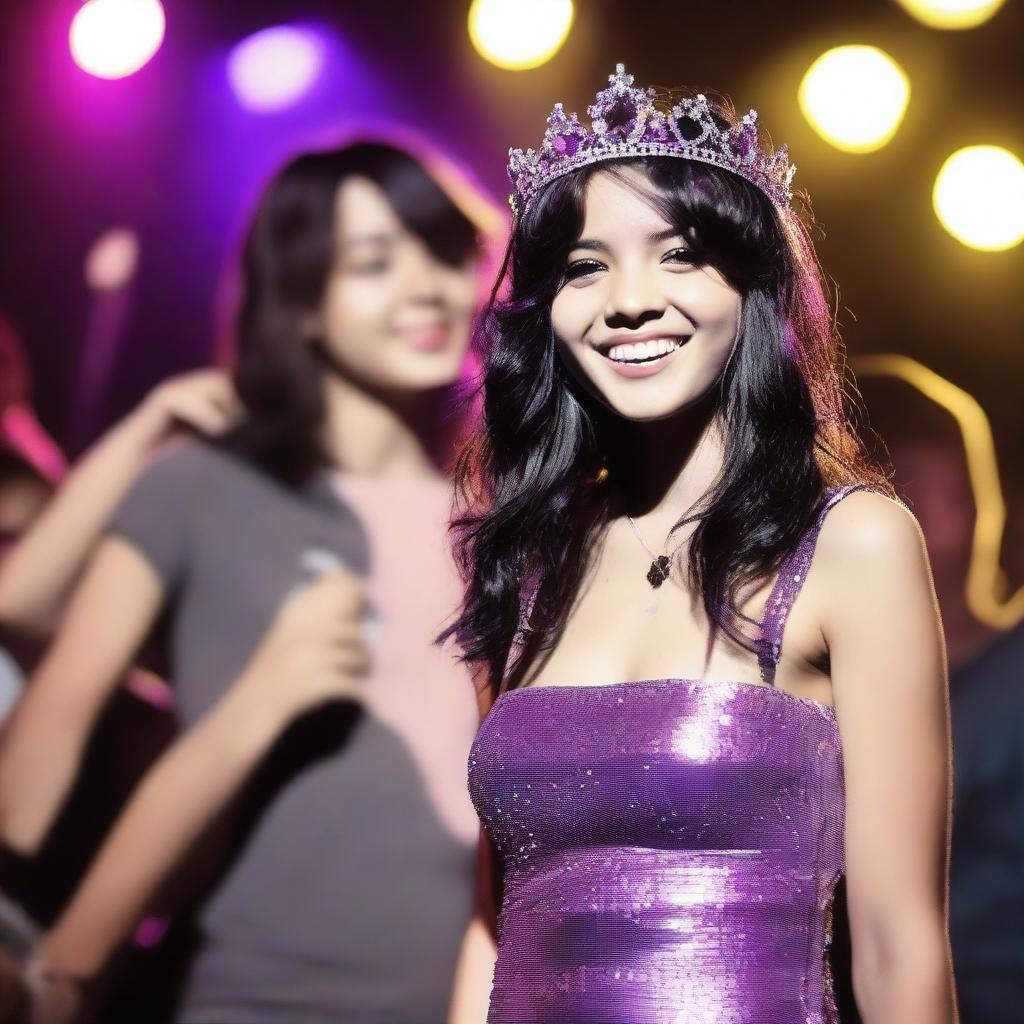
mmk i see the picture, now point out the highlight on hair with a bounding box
[441,92,893,694]
[219,141,480,487]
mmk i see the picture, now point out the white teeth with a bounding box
[604,338,682,363]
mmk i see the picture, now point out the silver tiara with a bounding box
[508,63,797,216]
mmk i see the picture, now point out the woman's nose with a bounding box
[603,269,666,330]
[402,242,448,303]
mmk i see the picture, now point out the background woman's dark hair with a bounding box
[218,140,479,487]
[443,93,893,693]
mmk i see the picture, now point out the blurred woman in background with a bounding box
[0,139,492,1024]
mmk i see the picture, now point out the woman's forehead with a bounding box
[334,176,402,239]
[576,167,679,240]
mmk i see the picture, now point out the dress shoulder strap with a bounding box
[755,483,873,687]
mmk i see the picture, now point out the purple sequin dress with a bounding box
[469,485,868,1023]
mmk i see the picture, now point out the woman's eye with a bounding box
[662,247,699,267]
[562,259,605,283]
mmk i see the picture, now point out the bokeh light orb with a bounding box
[228,26,324,112]
[798,45,910,154]
[85,228,140,291]
[468,0,573,71]
[894,0,1006,30]
[69,0,166,80]
[933,146,1024,251]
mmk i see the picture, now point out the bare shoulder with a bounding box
[811,489,940,651]
[815,489,927,569]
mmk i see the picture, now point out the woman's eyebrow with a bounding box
[648,227,686,244]
[571,238,611,254]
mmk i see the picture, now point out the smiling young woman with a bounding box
[444,66,958,1024]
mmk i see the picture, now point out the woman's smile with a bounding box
[592,333,691,377]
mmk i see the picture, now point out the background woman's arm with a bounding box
[820,491,957,1024]
[0,370,236,638]
[0,538,164,854]
[25,570,368,1018]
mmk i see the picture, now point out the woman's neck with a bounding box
[606,396,726,523]
[320,370,457,480]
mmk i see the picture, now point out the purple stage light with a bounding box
[69,0,166,80]
[227,26,325,113]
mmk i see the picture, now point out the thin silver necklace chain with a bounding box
[625,514,666,560]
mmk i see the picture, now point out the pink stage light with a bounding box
[69,0,166,80]
[85,227,140,292]
[227,26,325,113]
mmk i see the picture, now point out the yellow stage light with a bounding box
[894,0,1006,30]
[933,146,1024,251]
[798,45,910,153]
[468,0,574,71]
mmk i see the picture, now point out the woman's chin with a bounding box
[591,382,717,424]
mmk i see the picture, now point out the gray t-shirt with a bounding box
[109,441,476,1024]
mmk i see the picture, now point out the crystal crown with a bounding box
[508,63,797,215]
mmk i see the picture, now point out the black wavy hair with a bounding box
[443,94,892,694]
[218,141,480,487]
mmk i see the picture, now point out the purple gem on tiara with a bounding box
[730,119,760,164]
[552,133,580,156]
[603,95,637,135]
[734,132,755,158]
[645,118,671,144]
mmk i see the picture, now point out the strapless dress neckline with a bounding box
[497,675,838,723]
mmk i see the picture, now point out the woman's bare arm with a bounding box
[0,370,236,638]
[447,910,498,1024]
[820,491,957,1023]
[24,571,367,1010]
[447,829,499,1024]
[0,538,165,854]
[448,669,499,1024]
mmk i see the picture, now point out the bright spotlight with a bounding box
[85,228,140,292]
[228,26,324,112]
[69,0,166,80]
[894,0,1006,30]
[798,45,910,154]
[933,146,1024,251]
[468,0,574,71]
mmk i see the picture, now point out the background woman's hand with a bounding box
[22,972,82,1024]
[129,369,240,444]
[0,952,83,1024]
[235,569,371,728]
[0,948,28,1024]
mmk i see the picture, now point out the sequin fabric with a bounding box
[468,485,868,1023]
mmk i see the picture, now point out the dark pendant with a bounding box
[646,555,672,588]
